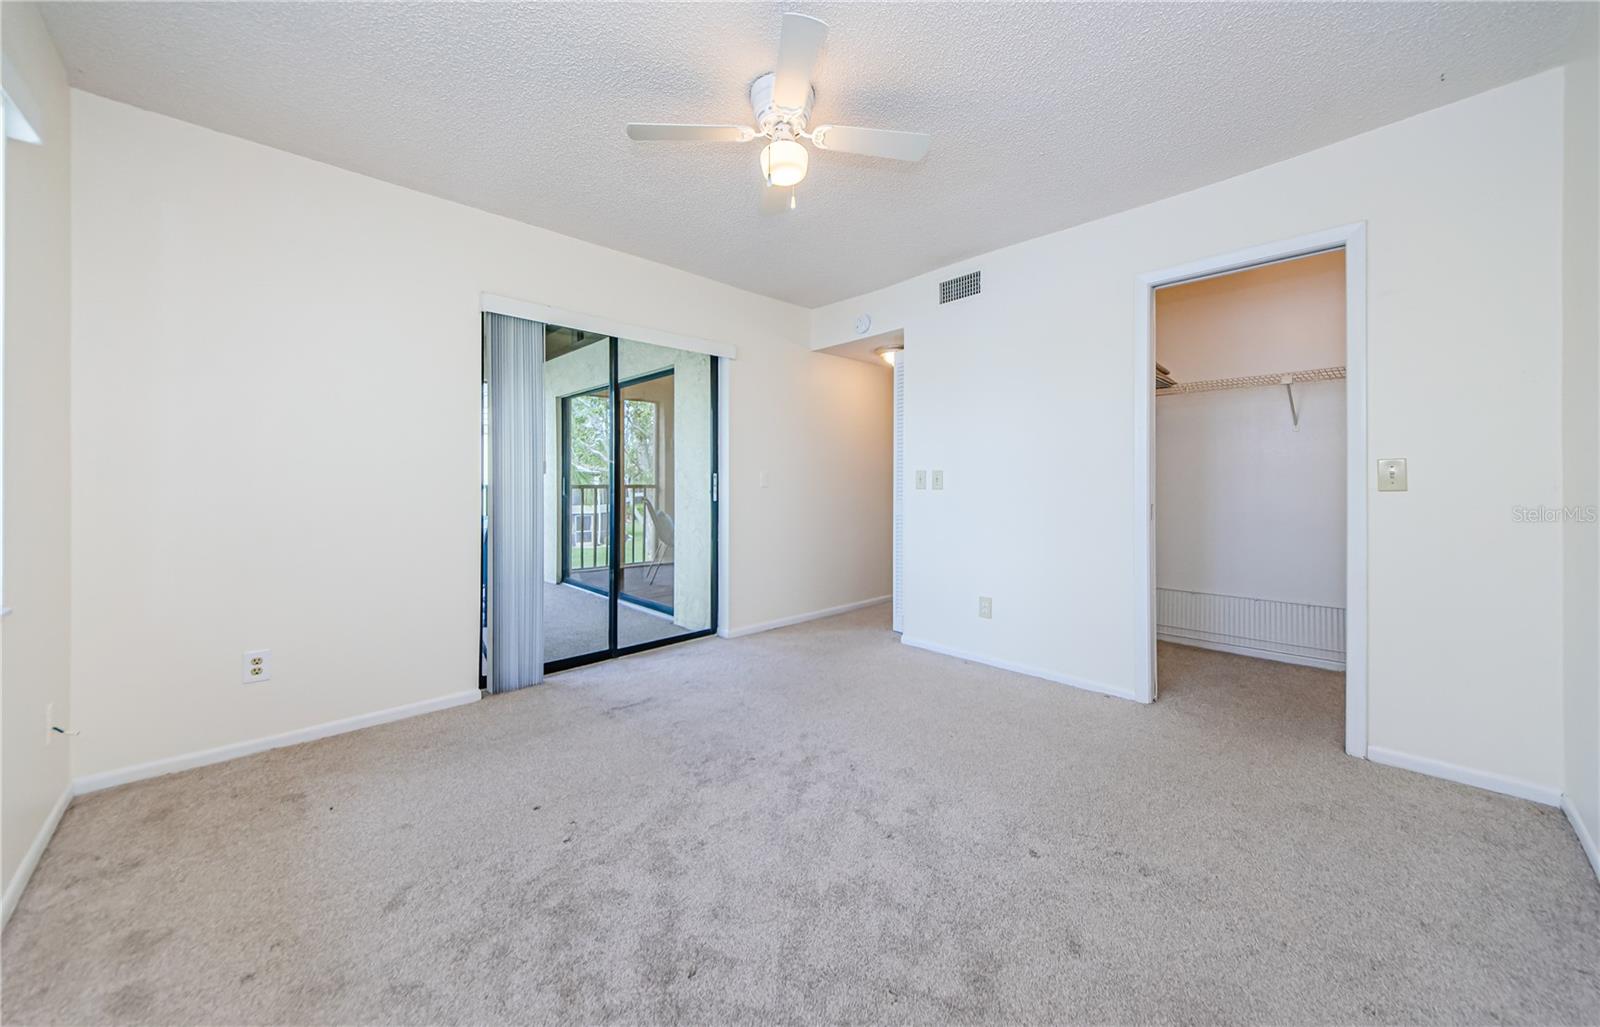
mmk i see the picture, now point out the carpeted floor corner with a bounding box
[3,605,1597,1024]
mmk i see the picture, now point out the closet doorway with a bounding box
[1133,226,1368,757]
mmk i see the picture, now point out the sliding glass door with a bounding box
[542,328,716,671]
[543,328,613,666]
[616,339,715,648]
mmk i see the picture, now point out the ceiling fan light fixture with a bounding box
[624,13,930,214]
[760,138,808,187]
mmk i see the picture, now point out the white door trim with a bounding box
[892,353,906,633]
[1132,223,1369,758]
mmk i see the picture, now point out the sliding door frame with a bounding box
[479,294,733,677]
[541,335,721,675]
[612,349,719,660]
[602,337,623,665]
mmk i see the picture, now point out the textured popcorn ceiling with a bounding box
[39,2,1596,307]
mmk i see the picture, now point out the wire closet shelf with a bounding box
[1156,364,1346,429]
[1155,365,1346,395]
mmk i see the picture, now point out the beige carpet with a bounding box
[4,606,1598,1025]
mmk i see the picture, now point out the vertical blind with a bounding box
[485,313,544,693]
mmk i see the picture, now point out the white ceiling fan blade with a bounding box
[626,124,752,142]
[771,13,828,110]
[811,125,930,162]
[759,182,792,216]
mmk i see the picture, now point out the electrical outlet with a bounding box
[915,470,927,490]
[243,649,271,684]
[978,596,992,619]
[932,470,945,491]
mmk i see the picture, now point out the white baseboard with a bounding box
[900,636,1138,702]
[1157,633,1345,672]
[2,782,73,928]
[719,595,890,639]
[73,690,482,795]
[1366,746,1561,807]
[1562,795,1600,883]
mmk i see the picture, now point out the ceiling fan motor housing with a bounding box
[749,71,816,135]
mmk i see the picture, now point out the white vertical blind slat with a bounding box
[486,313,545,693]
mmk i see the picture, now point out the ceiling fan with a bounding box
[625,12,931,213]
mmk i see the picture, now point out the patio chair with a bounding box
[641,497,674,585]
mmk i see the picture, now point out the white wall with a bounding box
[814,71,1568,793]
[725,341,893,631]
[1,1,72,913]
[1156,383,1346,608]
[69,91,891,780]
[1156,250,1346,382]
[1561,52,1600,868]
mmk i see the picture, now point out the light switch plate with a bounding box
[915,470,927,490]
[932,470,944,491]
[978,596,992,619]
[1377,458,1408,492]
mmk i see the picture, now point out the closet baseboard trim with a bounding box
[1156,633,1345,671]
[72,690,482,796]
[720,596,889,639]
[2,782,74,928]
[900,636,1138,703]
[1366,746,1561,806]
[1155,589,1344,668]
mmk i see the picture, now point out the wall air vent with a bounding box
[939,271,981,304]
